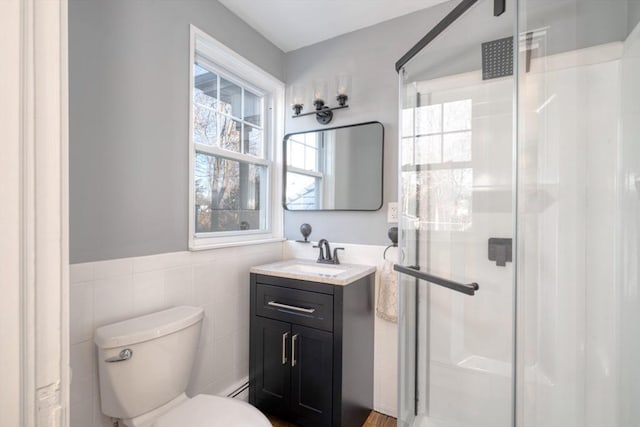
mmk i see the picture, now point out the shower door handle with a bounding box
[394,264,479,296]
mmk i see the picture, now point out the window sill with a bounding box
[189,236,285,252]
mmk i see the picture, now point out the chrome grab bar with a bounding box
[281,332,289,365]
[267,301,316,314]
[394,264,479,296]
[105,348,133,363]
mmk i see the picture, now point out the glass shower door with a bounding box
[397,1,516,426]
[516,2,640,427]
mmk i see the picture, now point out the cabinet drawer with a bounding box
[256,284,333,332]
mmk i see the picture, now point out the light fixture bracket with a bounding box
[292,104,349,124]
[315,106,333,125]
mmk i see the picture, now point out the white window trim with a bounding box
[189,25,285,250]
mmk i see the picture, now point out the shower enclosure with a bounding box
[396,0,640,426]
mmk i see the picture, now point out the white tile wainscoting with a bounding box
[69,243,283,427]
[69,240,398,427]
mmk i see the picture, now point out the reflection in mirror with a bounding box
[283,121,383,211]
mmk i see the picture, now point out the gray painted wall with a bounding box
[70,0,637,262]
[282,1,456,245]
[405,0,629,82]
[282,0,632,244]
[630,0,640,33]
[69,0,285,263]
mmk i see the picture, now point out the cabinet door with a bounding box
[290,324,333,427]
[253,317,291,415]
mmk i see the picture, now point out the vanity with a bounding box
[249,259,375,427]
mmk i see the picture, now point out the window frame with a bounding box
[189,25,285,250]
[285,132,325,209]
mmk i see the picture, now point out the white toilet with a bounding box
[94,306,271,427]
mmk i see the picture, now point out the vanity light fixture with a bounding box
[290,73,351,124]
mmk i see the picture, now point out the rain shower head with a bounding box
[481,36,513,80]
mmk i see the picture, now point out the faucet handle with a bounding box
[332,247,344,264]
[312,244,325,261]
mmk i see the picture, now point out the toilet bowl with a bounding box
[154,394,270,427]
[94,306,270,427]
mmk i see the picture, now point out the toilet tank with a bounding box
[94,306,204,420]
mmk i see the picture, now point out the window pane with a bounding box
[243,124,263,157]
[304,144,317,171]
[401,137,415,166]
[402,108,414,137]
[194,152,266,233]
[193,108,219,147]
[416,104,441,135]
[443,99,472,132]
[288,135,319,172]
[402,167,472,232]
[443,131,472,162]
[220,78,242,118]
[193,64,219,146]
[219,116,241,152]
[286,172,319,210]
[415,135,442,164]
[425,168,472,231]
[244,90,262,126]
[193,64,218,109]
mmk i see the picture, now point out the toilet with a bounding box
[94,306,271,427]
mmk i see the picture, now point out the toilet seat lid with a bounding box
[152,394,271,427]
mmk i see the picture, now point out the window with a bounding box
[189,26,284,249]
[402,99,473,231]
[285,132,325,209]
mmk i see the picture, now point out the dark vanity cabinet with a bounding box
[249,272,374,427]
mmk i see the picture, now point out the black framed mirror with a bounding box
[283,121,384,211]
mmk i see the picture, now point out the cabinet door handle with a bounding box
[291,334,299,367]
[282,332,289,365]
[267,301,316,314]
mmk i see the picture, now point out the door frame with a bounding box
[0,0,70,425]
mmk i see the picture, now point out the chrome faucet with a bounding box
[313,239,344,265]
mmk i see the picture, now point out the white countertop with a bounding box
[250,258,376,286]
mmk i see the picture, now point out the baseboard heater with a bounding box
[227,381,249,398]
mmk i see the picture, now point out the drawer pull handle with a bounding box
[291,334,299,367]
[267,301,316,314]
[282,332,289,365]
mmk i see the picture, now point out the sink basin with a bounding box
[250,259,376,286]
[282,263,347,277]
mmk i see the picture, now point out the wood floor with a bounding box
[267,411,396,427]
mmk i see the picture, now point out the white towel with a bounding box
[376,259,397,323]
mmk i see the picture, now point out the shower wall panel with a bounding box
[517,43,621,427]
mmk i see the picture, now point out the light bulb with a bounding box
[336,73,351,96]
[312,79,328,109]
[291,84,305,115]
[336,73,351,106]
[291,84,305,106]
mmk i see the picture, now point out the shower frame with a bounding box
[394,0,518,425]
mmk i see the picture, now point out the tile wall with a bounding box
[69,240,398,427]
[69,242,282,427]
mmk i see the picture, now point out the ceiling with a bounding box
[218,0,450,52]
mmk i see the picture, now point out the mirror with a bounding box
[283,121,384,211]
